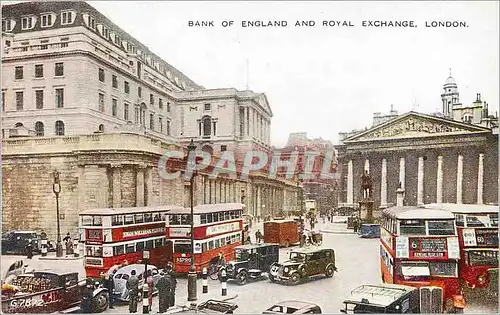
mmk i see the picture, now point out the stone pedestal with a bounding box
[358,199,375,223]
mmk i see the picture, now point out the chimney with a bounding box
[476,93,481,102]
[396,185,405,207]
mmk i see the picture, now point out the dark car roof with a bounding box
[345,284,417,307]
[290,247,333,254]
[274,300,320,310]
[235,243,279,250]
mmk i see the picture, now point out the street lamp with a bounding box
[52,170,63,257]
[187,139,197,302]
[143,250,150,276]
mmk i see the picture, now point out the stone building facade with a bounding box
[336,75,498,212]
[1,1,299,239]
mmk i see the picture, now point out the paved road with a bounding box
[2,221,497,313]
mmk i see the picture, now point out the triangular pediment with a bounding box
[254,93,273,117]
[344,112,491,142]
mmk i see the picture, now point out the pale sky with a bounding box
[12,1,500,147]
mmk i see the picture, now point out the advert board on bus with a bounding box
[169,227,191,237]
[206,222,240,236]
[122,227,165,239]
[395,236,409,258]
[86,229,103,242]
[194,242,202,254]
[476,229,498,247]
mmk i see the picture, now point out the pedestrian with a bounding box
[106,269,116,309]
[155,270,171,313]
[246,234,251,244]
[63,232,71,243]
[66,237,74,255]
[81,280,95,313]
[146,269,153,311]
[126,269,139,313]
[165,262,177,307]
[255,229,263,243]
[26,239,33,259]
[353,217,359,233]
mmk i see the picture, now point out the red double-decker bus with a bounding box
[165,203,244,274]
[380,206,464,313]
[425,204,498,295]
[79,205,182,278]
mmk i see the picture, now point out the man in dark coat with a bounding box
[165,262,177,307]
[81,281,95,313]
[25,240,33,259]
[126,269,139,313]
[155,270,172,313]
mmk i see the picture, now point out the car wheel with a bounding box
[92,291,109,313]
[237,270,249,285]
[269,274,276,282]
[325,265,335,277]
[290,272,301,285]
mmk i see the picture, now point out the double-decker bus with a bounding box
[380,206,464,313]
[165,203,244,274]
[79,205,182,278]
[425,203,498,295]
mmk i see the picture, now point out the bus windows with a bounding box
[400,220,426,235]
[490,213,498,227]
[215,239,220,248]
[170,215,180,225]
[112,215,124,226]
[144,213,153,223]
[124,214,134,225]
[455,214,464,227]
[428,221,455,235]
[114,245,125,256]
[202,243,208,252]
[135,214,144,224]
[208,240,214,250]
[125,243,135,254]
[154,238,163,248]
[136,241,145,252]
[145,240,154,250]
[86,245,103,257]
[175,242,191,254]
[153,213,161,222]
[399,261,430,278]
[429,261,457,277]
[468,250,499,266]
[465,215,489,228]
[180,215,190,225]
[226,236,231,245]
[82,215,102,226]
[201,214,207,224]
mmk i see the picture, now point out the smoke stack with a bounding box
[396,185,405,207]
[476,93,481,102]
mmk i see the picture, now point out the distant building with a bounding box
[335,73,498,213]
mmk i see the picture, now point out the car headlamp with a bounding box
[477,275,486,284]
[284,267,290,273]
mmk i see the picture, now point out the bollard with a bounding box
[221,269,227,296]
[41,239,48,257]
[202,267,208,294]
[142,283,149,314]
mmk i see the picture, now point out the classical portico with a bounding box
[336,112,498,209]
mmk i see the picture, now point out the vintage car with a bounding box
[2,231,40,255]
[173,299,239,313]
[219,243,279,285]
[358,224,381,238]
[263,301,322,314]
[1,271,108,313]
[268,248,337,285]
[340,284,450,314]
[112,264,160,301]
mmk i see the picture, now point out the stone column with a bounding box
[256,185,261,217]
[477,153,484,205]
[145,167,154,206]
[364,159,370,173]
[457,155,463,204]
[417,156,424,206]
[245,107,250,136]
[136,164,146,207]
[380,158,387,207]
[436,156,443,204]
[111,164,122,208]
[399,157,405,190]
[347,160,354,205]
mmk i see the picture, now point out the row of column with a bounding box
[251,184,284,218]
[241,106,270,143]
[203,178,241,204]
[346,153,486,206]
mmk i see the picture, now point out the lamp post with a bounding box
[187,139,197,302]
[52,170,63,257]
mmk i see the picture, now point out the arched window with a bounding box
[35,121,44,136]
[202,116,211,137]
[14,122,23,128]
[140,103,147,126]
[98,124,104,132]
[55,120,65,136]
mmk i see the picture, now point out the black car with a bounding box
[174,300,238,314]
[219,243,279,285]
[1,231,40,255]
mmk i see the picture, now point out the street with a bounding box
[2,221,497,314]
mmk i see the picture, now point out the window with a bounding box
[213,121,217,135]
[2,92,5,111]
[399,219,426,235]
[35,90,44,109]
[98,124,104,132]
[166,120,171,136]
[204,103,211,111]
[34,121,44,136]
[112,75,118,88]
[112,215,124,226]
[15,66,23,80]
[429,261,457,277]
[61,11,74,25]
[124,103,129,121]
[113,245,125,256]
[455,214,464,227]
[465,215,491,228]
[159,98,163,109]
[468,250,499,267]
[112,99,117,116]
[174,243,192,254]
[98,68,105,82]
[55,120,65,136]
[221,145,227,152]
[149,113,154,130]
[150,93,154,105]
[98,93,105,112]
[167,102,171,112]
[124,81,130,94]
[428,220,455,236]
[134,107,139,123]
[15,91,23,110]
[54,63,64,76]
[159,117,163,133]
[202,116,211,137]
[138,86,142,97]
[40,14,54,27]
[21,16,35,30]
[55,88,64,108]
[35,64,43,78]
[2,19,14,32]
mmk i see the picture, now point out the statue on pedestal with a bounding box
[360,170,372,199]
